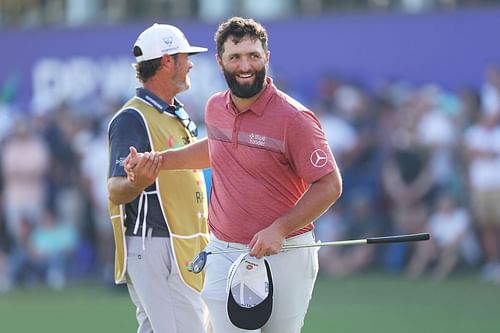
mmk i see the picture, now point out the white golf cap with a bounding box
[133,23,208,62]
[226,253,273,330]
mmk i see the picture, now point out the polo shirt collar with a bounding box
[225,77,276,116]
[136,87,183,114]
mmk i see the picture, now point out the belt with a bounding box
[125,226,169,238]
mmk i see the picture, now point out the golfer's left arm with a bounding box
[249,169,342,258]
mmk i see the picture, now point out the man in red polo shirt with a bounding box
[126,16,342,333]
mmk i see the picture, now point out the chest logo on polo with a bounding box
[249,133,266,146]
[310,149,328,168]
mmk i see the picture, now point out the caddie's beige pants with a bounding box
[126,229,210,333]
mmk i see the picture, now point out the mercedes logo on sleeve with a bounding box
[310,149,328,168]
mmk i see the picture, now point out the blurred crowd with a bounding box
[2,0,496,27]
[313,65,500,283]
[1,64,500,293]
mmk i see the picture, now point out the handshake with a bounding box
[124,146,163,188]
[123,138,209,189]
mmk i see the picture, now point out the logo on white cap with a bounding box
[226,253,273,330]
[163,37,173,46]
[134,23,208,62]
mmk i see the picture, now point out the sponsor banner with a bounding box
[1,9,500,113]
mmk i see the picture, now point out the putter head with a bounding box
[187,251,208,274]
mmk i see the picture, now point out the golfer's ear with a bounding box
[215,54,224,71]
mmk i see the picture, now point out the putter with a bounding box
[187,232,430,273]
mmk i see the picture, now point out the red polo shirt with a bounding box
[205,77,336,244]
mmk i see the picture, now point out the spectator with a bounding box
[30,210,78,290]
[0,212,11,292]
[480,65,500,116]
[315,202,346,277]
[463,111,500,282]
[78,119,114,282]
[406,192,470,280]
[42,105,81,221]
[381,122,435,272]
[318,191,385,278]
[413,86,460,193]
[8,217,37,288]
[1,119,50,243]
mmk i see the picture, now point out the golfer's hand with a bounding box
[248,224,286,259]
[124,147,140,182]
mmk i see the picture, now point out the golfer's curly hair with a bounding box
[214,17,268,57]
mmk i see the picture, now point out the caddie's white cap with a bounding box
[226,253,273,330]
[133,23,208,62]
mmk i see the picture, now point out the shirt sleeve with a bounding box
[108,109,150,178]
[285,110,337,184]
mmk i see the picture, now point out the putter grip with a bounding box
[366,233,430,244]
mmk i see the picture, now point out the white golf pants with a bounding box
[201,231,319,333]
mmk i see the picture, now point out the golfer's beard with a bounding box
[224,67,266,98]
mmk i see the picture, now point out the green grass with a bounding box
[303,273,500,333]
[1,273,499,332]
[0,283,136,333]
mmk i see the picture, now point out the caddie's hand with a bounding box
[126,149,162,189]
[248,224,286,259]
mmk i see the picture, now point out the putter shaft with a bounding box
[207,233,430,255]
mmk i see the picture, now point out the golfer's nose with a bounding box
[238,56,251,71]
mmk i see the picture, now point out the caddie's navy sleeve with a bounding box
[108,109,150,178]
